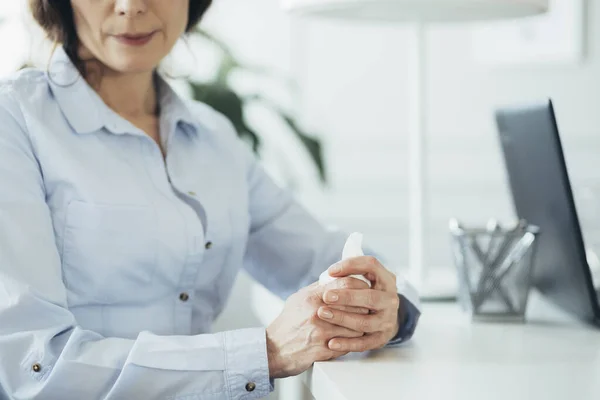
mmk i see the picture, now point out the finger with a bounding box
[305,281,323,297]
[328,256,396,291]
[309,276,366,299]
[324,289,398,311]
[312,276,370,302]
[323,276,370,291]
[318,306,381,333]
[328,332,387,353]
[328,304,370,315]
[320,279,370,313]
[327,324,365,339]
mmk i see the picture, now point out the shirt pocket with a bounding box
[61,201,158,304]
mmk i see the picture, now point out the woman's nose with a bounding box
[115,0,148,17]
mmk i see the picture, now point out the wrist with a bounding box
[266,328,286,379]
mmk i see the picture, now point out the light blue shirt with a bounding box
[0,47,420,400]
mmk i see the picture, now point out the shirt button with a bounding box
[32,363,42,373]
[245,382,256,392]
[187,191,196,196]
[205,241,213,250]
[179,292,189,302]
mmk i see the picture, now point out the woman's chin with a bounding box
[104,50,162,75]
[109,58,159,75]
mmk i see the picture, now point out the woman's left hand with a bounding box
[317,256,402,352]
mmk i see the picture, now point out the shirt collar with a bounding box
[155,75,201,135]
[46,46,201,136]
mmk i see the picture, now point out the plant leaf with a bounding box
[188,28,326,183]
[189,82,260,152]
[245,94,326,183]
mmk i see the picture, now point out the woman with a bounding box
[0,1,420,399]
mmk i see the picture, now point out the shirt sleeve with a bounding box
[0,92,270,400]
[387,294,422,345]
[230,117,421,342]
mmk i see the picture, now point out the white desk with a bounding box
[306,304,600,400]
[250,284,600,400]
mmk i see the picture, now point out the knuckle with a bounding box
[353,330,366,338]
[365,256,378,268]
[305,293,322,308]
[347,277,368,289]
[308,326,325,343]
[337,278,353,289]
[358,342,369,352]
[307,326,318,342]
[366,290,377,308]
[328,304,346,312]
[337,311,346,325]
[338,259,350,272]
[344,290,353,305]
[391,294,400,310]
[383,319,395,332]
[358,279,370,289]
[358,317,371,332]
[302,294,313,306]
[309,313,321,325]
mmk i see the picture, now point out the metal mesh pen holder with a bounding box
[450,219,540,322]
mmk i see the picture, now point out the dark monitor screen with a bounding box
[495,100,600,325]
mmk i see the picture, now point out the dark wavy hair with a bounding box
[29,0,212,74]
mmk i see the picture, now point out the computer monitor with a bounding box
[495,100,600,326]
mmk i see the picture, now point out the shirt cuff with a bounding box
[224,328,272,399]
[387,294,421,346]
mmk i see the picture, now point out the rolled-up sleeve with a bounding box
[0,92,270,400]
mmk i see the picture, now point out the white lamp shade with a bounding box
[282,0,548,22]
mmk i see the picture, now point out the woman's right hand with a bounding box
[266,278,370,379]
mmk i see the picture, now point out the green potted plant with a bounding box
[187,28,326,183]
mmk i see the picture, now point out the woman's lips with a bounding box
[113,31,157,46]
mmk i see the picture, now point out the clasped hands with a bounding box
[266,256,402,379]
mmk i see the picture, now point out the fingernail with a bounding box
[326,292,339,302]
[330,341,342,350]
[320,309,333,319]
[328,264,342,274]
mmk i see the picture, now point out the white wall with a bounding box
[294,1,600,271]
